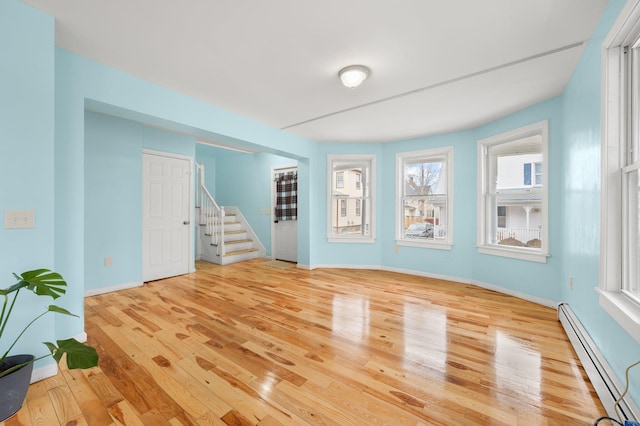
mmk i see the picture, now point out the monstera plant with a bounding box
[0,269,99,421]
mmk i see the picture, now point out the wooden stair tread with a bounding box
[224,248,258,257]
[224,239,252,245]
[211,239,252,247]
[205,230,246,237]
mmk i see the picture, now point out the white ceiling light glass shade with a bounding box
[338,65,370,88]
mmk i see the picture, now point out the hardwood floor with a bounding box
[2,259,605,425]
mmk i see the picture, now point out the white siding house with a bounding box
[496,153,543,245]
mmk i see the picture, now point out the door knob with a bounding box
[183,220,190,225]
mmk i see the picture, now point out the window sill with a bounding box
[397,239,452,251]
[597,288,640,344]
[327,236,376,244]
[477,245,548,263]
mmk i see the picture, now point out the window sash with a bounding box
[396,147,453,248]
[327,155,375,241]
[477,121,548,262]
[622,43,640,301]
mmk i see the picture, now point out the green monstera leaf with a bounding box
[44,338,99,370]
[2,269,67,299]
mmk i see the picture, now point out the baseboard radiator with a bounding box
[558,303,640,421]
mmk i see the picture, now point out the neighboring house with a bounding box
[331,169,367,235]
[495,153,543,246]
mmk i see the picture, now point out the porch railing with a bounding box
[495,227,541,245]
[196,162,225,256]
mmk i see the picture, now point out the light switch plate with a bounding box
[4,210,35,229]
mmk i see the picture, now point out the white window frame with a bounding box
[327,154,376,243]
[395,146,454,250]
[598,0,640,343]
[477,121,549,263]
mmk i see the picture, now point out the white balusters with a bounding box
[196,162,225,257]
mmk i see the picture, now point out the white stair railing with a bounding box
[196,163,225,256]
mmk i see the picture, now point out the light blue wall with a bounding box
[0,0,57,365]
[85,113,142,291]
[195,144,218,197]
[560,0,640,402]
[84,112,195,291]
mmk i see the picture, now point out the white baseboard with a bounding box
[84,280,143,297]
[558,303,640,421]
[306,263,556,308]
[31,363,58,383]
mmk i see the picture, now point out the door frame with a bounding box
[271,163,298,260]
[142,149,195,281]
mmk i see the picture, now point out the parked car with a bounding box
[405,222,434,238]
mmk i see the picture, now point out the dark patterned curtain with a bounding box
[275,171,297,221]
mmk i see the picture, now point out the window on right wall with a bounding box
[599,1,640,343]
[477,120,549,263]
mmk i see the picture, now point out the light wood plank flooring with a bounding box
[2,259,605,425]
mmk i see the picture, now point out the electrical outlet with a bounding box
[569,276,573,289]
[394,245,399,253]
[104,257,112,267]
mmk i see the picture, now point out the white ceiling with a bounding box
[21,0,608,143]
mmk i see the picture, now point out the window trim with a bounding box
[476,120,549,263]
[395,146,454,250]
[327,154,376,243]
[599,0,640,344]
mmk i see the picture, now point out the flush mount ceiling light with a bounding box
[338,65,370,88]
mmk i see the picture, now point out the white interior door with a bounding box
[143,151,192,281]
[273,166,298,263]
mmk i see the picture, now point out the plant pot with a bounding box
[0,354,34,422]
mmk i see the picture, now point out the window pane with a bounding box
[331,197,369,236]
[402,196,446,240]
[535,162,542,185]
[404,159,446,196]
[328,155,374,240]
[488,137,543,250]
[625,169,640,302]
[497,206,506,228]
[397,147,452,247]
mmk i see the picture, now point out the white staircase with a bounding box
[195,163,265,265]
